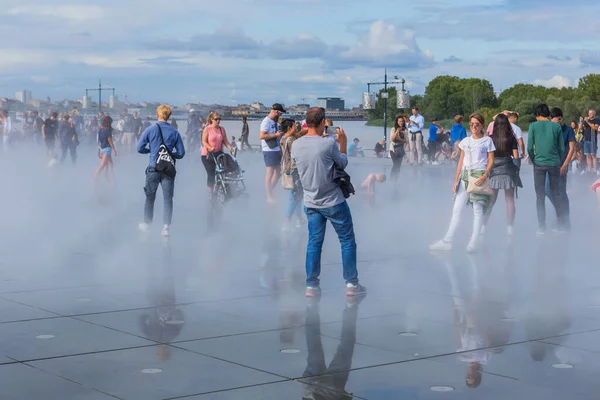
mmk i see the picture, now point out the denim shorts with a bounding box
[101,147,112,156]
[263,151,282,167]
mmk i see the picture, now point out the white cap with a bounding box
[189,109,195,113]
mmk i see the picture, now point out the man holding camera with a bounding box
[292,107,365,299]
[579,109,600,175]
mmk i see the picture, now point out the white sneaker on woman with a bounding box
[430,240,452,251]
[466,239,479,253]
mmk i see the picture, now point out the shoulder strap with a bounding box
[156,123,174,159]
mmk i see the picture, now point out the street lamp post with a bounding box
[85,79,115,114]
[364,70,408,148]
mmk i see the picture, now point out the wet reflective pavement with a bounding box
[1,151,600,399]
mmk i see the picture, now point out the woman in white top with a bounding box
[430,113,495,253]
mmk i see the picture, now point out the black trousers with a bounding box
[533,165,563,228]
[201,152,223,188]
[61,143,77,164]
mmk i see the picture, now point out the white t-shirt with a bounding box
[510,123,524,157]
[459,136,495,171]
[260,116,280,152]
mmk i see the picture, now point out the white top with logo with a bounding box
[260,116,280,152]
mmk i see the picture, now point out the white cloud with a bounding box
[5,5,106,23]
[333,21,434,68]
[532,75,572,88]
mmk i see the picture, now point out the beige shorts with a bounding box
[122,132,135,145]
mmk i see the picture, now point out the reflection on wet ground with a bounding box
[1,151,600,399]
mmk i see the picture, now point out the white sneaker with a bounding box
[581,170,587,175]
[425,160,431,165]
[466,240,479,253]
[161,225,170,237]
[536,227,545,236]
[432,161,440,166]
[139,222,150,233]
[430,240,452,251]
[507,226,513,236]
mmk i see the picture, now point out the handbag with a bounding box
[155,124,177,179]
[465,137,493,196]
[282,173,294,190]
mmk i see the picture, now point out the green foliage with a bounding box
[365,73,600,130]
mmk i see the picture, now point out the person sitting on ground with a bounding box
[374,139,385,158]
[361,173,386,194]
[348,138,365,157]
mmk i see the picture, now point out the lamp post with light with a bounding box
[363,69,410,147]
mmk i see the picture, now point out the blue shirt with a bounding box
[560,124,575,164]
[428,125,438,141]
[137,121,185,167]
[450,123,467,143]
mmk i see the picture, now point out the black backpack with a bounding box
[155,124,177,179]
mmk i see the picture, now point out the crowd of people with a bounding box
[1,100,600,300]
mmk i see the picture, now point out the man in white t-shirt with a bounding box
[408,106,425,164]
[260,103,285,204]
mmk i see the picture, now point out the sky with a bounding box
[2,0,600,107]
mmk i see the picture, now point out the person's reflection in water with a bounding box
[526,234,572,362]
[440,253,491,389]
[261,232,306,343]
[302,295,365,400]
[139,239,185,361]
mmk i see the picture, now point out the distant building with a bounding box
[16,90,32,104]
[250,102,265,111]
[316,97,345,111]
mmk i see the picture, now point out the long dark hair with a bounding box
[491,114,513,155]
[394,114,405,130]
[101,116,113,131]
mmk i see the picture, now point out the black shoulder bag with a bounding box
[155,124,177,178]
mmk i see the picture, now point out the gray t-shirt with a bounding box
[292,135,348,209]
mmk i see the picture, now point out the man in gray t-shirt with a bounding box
[292,107,365,299]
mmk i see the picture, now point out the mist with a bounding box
[2,117,600,399]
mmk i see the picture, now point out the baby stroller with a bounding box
[211,151,248,206]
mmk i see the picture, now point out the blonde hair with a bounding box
[469,112,485,126]
[156,105,172,121]
[207,111,221,124]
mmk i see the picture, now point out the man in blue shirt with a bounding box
[545,107,575,229]
[427,117,443,165]
[137,105,185,237]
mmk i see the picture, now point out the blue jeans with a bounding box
[305,201,358,287]
[144,167,175,225]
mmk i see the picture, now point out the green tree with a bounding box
[578,74,600,101]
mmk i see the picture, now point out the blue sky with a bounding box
[1,0,599,106]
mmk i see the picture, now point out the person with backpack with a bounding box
[291,107,365,299]
[137,105,185,237]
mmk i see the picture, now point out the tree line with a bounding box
[367,74,600,129]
